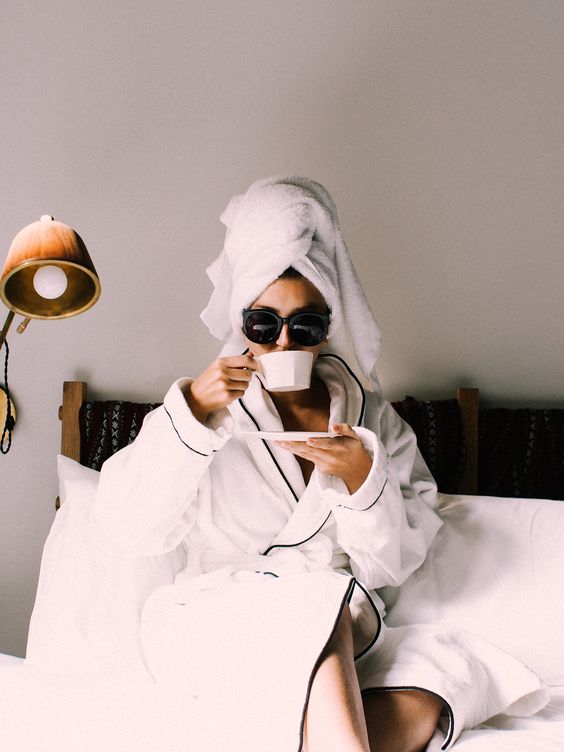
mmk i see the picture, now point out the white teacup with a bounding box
[256,351,314,392]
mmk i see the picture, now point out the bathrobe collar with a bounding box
[229,352,366,510]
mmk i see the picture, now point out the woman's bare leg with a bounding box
[362,689,443,752]
[303,605,370,752]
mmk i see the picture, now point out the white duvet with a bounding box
[1,655,563,751]
[16,487,557,751]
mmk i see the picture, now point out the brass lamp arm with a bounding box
[0,310,15,351]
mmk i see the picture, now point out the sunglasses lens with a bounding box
[289,313,329,346]
[243,311,280,343]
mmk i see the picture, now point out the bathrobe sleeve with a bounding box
[316,400,442,590]
[90,378,232,556]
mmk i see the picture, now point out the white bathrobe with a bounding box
[80,354,428,739]
[53,351,540,752]
[93,354,440,582]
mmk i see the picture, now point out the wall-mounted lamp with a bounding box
[0,215,101,452]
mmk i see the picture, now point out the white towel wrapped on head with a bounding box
[200,176,381,391]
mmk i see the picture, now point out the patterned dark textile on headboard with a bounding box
[479,408,564,500]
[79,400,161,471]
[391,397,466,494]
[79,394,467,491]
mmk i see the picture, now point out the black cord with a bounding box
[1,340,14,454]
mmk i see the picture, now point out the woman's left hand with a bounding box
[275,423,373,494]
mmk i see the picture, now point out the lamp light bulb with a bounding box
[33,265,68,299]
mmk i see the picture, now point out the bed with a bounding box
[1,381,563,751]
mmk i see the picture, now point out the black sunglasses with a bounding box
[242,308,330,346]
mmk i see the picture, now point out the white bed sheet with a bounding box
[2,653,564,751]
[440,686,564,751]
[0,653,204,752]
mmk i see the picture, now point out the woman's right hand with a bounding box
[186,354,258,423]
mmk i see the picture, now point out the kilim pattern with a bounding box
[391,397,466,494]
[79,400,161,471]
[77,398,564,500]
[479,408,564,500]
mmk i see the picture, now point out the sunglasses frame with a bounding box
[242,308,330,346]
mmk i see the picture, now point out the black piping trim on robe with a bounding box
[262,511,333,556]
[297,577,357,752]
[317,352,366,425]
[164,406,213,457]
[238,397,300,503]
[241,351,375,552]
[335,476,388,512]
[317,352,386,512]
[348,579,383,660]
[239,351,367,510]
[360,686,454,750]
[441,699,455,750]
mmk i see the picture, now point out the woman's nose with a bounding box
[275,323,292,349]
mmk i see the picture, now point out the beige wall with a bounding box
[1,1,562,656]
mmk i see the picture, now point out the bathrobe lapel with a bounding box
[232,354,367,553]
[267,354,367,551]
[231,377,306,505]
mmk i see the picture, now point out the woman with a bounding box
[187,265,443,752]
[89,177,526,751]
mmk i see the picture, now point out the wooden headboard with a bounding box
[57,381,480,509]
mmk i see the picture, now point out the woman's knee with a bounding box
[363,689,442,752]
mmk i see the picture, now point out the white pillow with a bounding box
[385,493,564,686]
[27,456,186,677]
[57,454,100,505]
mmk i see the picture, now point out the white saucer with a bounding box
[243,431,336,441]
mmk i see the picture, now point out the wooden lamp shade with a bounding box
[0,215,101,319]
